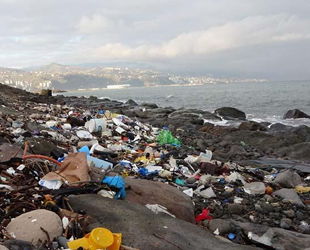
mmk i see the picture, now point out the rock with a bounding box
[126,99,138,106]
[6,209,63,247]
[228,204,243,214]
[283,109,310,119]
[269,123,292,132]
[238,121,267,131]
[277,142,310,162]
[283,210,295,218]
[231,220,310,250]
[140,102,158,109]
[214,107,246,120]
[68,194,256,250]
[274,169,302,188]
[168,109,220,121]
[199,123,215,132]
[125,177,195,223]
[280,218,292,229]
[2,240,36,250]
[205,219,232,235]
[273,189,304,207]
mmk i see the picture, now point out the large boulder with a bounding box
[68,194,259,250]
[125,178,195,223]
[168,108,220,120]
[6,209,63,247]
[214,107,246,120]
[283,109,310,119]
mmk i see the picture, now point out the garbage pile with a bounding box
[0,99,310,250]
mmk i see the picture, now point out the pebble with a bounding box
[280,218,292,229]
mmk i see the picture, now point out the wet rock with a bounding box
[273,189,304,207]
[214,107,246,120]
[126,99,138,106]
[125,177,195,223]
[274,169,302,188]
[68,195,257,250]
[238,121,267,131]
[140,102,158,109]
[205,219,232,235]
[228,204,243,214]
[283,109,310,119]
[269,123,292,132]
[6,209,62,247]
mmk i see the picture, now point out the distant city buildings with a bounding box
[0,64,268,92]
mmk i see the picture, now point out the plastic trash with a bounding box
[38,179,62,190]
[228,233,236,240]
[295,186,310,193]
[244,182,266,195]
[145,204,176,218]
[195,186,216,198]
[76,130,92,139]
[183,188,194,197]
[195,208,212,222]
[175,178,185,186]
[156,130,181,146]
[197,150,212,163]
[67,227,121,250]
[87,155,113,170]
[102,176,126,199]
[78,145,90,156]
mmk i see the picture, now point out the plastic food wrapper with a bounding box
[102,176,126,199]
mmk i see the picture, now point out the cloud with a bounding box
[82,14,310,61]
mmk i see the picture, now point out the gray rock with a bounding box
[231,220,310,250]
[280,218,292,229]
[126,99,138,106]
[283,109,310,119]
[68,194,257,250]
[274,169,302,188]
[2,240,36,250]
[214,107,246,120]
[238,121,267,131]
[228,204,243,214]
[205,219,232,235]
[125,177,195,223]
[273,189,304,207]
[283,210,295,218]
[6,209,63,247]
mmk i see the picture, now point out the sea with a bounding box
[64,80,310,127]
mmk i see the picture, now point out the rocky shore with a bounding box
[0,83,310,250]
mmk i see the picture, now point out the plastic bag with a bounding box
[156,130,181,146]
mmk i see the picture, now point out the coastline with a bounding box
[1,83,310,249]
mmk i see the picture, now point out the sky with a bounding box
[0,0,310,79]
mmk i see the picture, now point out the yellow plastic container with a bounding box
[68,227,122,250]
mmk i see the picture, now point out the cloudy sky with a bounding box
[0,0,309,79]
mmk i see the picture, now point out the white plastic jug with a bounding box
[88,118,107,133]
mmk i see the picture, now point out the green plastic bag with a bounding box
[156,130,181,146]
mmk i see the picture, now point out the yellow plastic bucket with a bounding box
[68,227,122,250]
